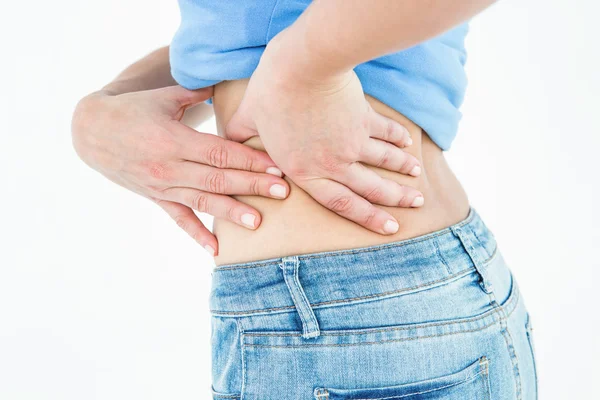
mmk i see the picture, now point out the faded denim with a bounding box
[209,207,538,399]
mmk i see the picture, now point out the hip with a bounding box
[209,208,538,399]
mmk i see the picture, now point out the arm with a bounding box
[272,0,496,80]
[100,46,178,95]
[72,47,291,256]
[225,0,494,234]
[102,46,214,126]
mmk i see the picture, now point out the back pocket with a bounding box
[313,356,491,400]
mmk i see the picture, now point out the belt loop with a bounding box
[450,225,494,294]
[279,256,320,339]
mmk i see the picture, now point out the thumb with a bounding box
[224,102,258,143]
[160,85,214,108]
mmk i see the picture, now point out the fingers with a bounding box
[360,138,422,177]
[156,199,218,256]
[367,106,413,148]
[171,161,289,198]
[301,178,403,235]
[336,162,424,208]
[174,124,283,176]
[158,187,264,230]
[158,85,214,108]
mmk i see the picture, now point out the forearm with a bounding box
[269,0,495,80]
[100,46,177,95]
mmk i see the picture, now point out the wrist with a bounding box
[101,78,148,96]
[261,21,354,90]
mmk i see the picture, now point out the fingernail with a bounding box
[383,219,399,234]
[269,184,287,199]
[266,167,283,177]
[241,213,257,229]
[204,245,215,257]
[406,136,413,146]
[411,196,425,207]
[409,166,421,177]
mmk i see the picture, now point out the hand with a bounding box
[224,39,424,235]
[71,85,290,256]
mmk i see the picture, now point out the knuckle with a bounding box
[321,152,343,172]
[361,209,378,228]
[338,142,360,162]
[204,170,227,193]
[385,118,395,138]
[243,153,256,172]
[326,195,353,214]
[145,162,171,182]
[376,149,390,168]
[191,192,210,212]
[191,231,205,244]
[227,206,237,222]
[249,176,261,196]
[205,144,229,168]
[174,214,190,231]
[364,186,384,203]
[397,193,409,207]
[400,126,411,142]
[401,157,417,173]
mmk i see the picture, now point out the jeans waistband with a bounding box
[209,207,497,319]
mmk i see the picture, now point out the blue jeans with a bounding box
[209,207,538,399]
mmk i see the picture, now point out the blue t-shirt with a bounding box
[170,0,469,151]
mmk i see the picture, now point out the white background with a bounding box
[1,1,598,399]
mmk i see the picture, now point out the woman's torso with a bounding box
[211,79,470,265]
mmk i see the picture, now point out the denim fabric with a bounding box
[209,207,538,399]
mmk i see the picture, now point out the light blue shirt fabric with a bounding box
[170,0,469,151]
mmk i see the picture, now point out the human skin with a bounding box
[211,79,470,265]
[71,49,419,256]
[72,0,495,256]
[226,0,497,235]
[71,48,290,256]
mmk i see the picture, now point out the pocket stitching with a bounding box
[314,357,490,400]
[525,313,539,396]
[212,391,240,399]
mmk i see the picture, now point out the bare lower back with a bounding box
[210,79,470,266]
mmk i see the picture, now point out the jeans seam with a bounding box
[235,318,247,400]
[469,224,492,261]
[245,283,518,338]
[243,290,519,348]
[244,319,500,348]
[525,314,539,398]
[211,266,482,316]
[487,273,523,400]
[212,393,240,399]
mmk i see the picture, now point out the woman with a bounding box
[72,0,538,399]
